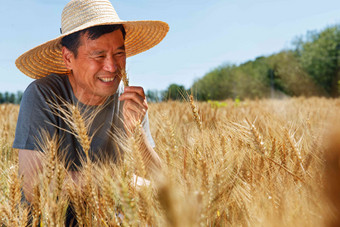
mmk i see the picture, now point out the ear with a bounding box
[62,46,74,70]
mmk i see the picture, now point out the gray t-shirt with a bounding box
[13,74,154,170]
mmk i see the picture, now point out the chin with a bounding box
[104,88,119,96]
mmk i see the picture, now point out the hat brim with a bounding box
[15,20,169,79]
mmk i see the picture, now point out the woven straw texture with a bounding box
[15,0,169,79]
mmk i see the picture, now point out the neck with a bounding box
[76,94,106,106]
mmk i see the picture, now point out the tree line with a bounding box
[0,91,23,104]
[157,24,340,101]
[4,25,340,103]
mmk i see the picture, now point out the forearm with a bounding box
[138,130,162,172]
[19,149,81,203]
[19,149,43,203]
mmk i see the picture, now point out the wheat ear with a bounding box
[120,68,129,87]
[189,95,203,131]
[246,119,304,183]
[46,96,104,164]
[70,105,91,161]
[8,166,21,227]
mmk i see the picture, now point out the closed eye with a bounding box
[115,51,125,56]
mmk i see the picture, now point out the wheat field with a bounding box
[0,97,340,226]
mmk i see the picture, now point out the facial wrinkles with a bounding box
[68,30,125,105]
[86,45,119,76]
[77,63,98,99]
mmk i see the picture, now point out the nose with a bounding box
[103,55,117,73]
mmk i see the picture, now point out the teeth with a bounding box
[99,77,114,82]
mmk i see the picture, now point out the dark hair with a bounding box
[61,24,126,57]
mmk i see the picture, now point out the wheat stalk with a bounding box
[1,98,339,226]
[70,105,91,161]
[189,95,202,131]
[120,68,129,87]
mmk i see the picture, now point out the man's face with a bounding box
[64,29,126,105]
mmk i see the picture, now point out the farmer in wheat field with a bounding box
[13,0,168,224]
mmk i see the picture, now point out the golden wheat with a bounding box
[1,98,340,226]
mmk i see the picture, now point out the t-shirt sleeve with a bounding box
[142,112,155,148]
[13,82,57,151]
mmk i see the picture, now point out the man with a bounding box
[13,0,168,213]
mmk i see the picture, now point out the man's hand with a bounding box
[119,86,162,171]
[119,86,148,133]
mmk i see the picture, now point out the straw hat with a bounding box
[15,0,169,79]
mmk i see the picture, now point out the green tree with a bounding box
[192,59,271,100]
[8,93,15,103]
[4,92,9,103]
[146,90,161,103]
[191,24,340,100]
[267,51,322,96]
[16,91,24,104]
[297,25,340,96]
[192,64,235,101]
[233,56,270,99]
[162,84,186,101]
[0,93,4,104]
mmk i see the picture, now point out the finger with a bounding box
[122,105,144,132]
[124,100,147,117]
[123,108,139,122]
[123,112,140,132]
[119,92,145,107]
[119,86,148,106]
[124,86,145,97]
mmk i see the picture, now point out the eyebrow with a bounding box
[117,45,125,51]
[91,50,105,55]
[91,45,125,55]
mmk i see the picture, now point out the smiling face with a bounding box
[62,29,126,105]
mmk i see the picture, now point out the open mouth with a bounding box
[98,77,115,82]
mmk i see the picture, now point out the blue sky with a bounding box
[1,0,340,93]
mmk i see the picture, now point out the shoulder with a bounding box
[24,74,72,101]
[30,74,68,91]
